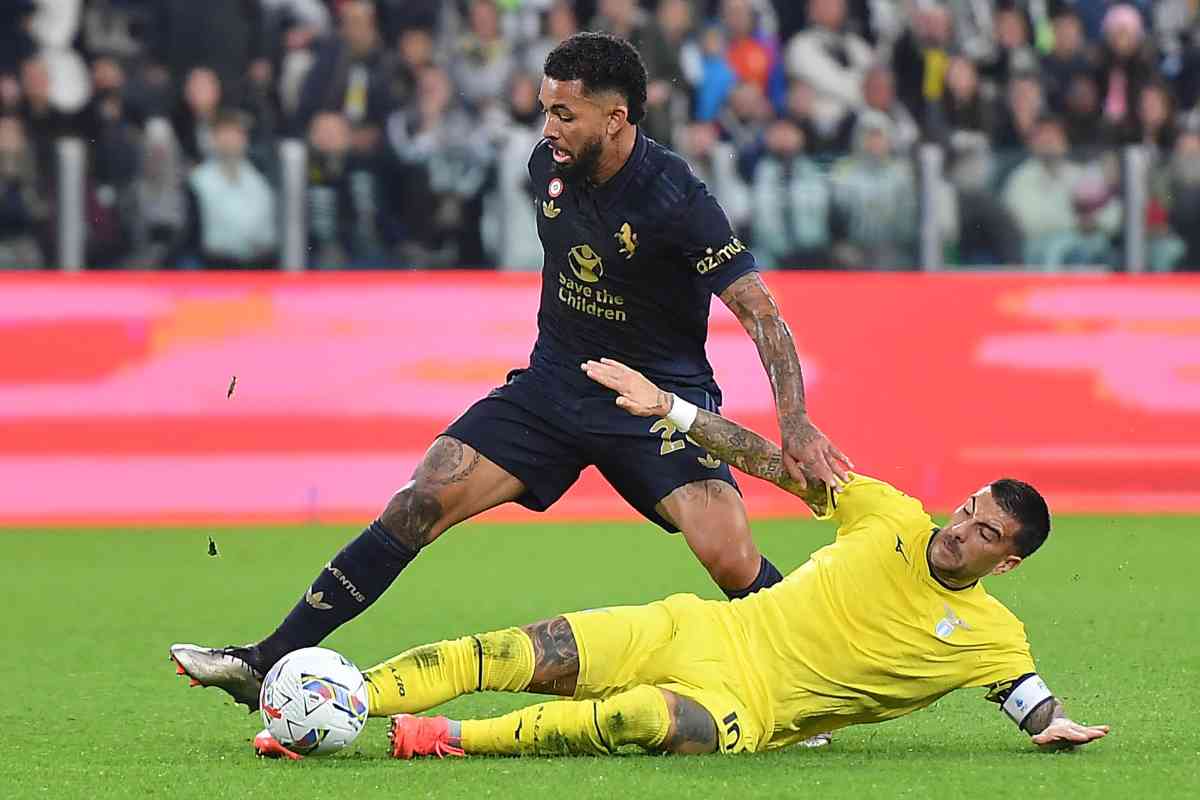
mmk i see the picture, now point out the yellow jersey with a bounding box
[721,474,1036,749]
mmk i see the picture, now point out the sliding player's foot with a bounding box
[170,643,264,711]
[802,732,833,748]
[388,714,465,759]
[253,729,303,760]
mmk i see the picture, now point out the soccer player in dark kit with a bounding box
[171,32,852,711]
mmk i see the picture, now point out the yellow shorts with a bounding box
[564,593,765,753]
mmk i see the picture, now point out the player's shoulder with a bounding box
[832,474,929,521]
[641,134,698,186]
[975,584,1026,626]
[959,581,1031,653]
[629,134,707,217]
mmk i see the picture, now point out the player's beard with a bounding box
[552,134,605,184]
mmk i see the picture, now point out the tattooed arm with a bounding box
[1024,699,1067,736]
[987,677,1110,751]
[717,273,851,489]
[687,407,828,511]
[717,273,806,421]
[580,357,829,513]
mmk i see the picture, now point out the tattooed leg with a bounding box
[522,616,580,696]
[379,436,524,549]
[660,690,719,755]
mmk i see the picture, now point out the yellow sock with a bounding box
[363,627,534,716]
[459,685,671,756]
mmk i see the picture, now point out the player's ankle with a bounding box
[247,642,283,673]
[446,718,463,748]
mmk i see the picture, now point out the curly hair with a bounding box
[543,32,648,124]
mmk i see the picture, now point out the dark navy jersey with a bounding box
[527,129,757,403]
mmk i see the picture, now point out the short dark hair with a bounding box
[990,478,1050,558]
[544,31,648,124]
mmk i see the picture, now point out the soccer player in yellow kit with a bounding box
[300,359,1108,760]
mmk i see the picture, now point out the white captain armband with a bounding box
[1001,674,1054,728]
[665,394,699,433]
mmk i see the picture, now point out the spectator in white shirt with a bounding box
[185,110,278,267]
[784,0,875,132]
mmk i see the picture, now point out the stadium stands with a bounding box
[2,0,1197,271]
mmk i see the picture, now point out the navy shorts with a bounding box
[443,367,740,532]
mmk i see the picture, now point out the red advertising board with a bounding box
[1,272,1196,525]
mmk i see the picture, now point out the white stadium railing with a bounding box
[1123,145,1149,274]
[278,138,308,274]
[56,138,86,273]
[49,141,1154,273]
[918,143,945,272]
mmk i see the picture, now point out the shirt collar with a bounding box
[925,528,978,593]
[585,127,647,209]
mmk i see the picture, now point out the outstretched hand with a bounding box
[1030,719,1110,751]
[581,358,672,417]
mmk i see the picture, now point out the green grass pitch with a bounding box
[6,515,1199,799]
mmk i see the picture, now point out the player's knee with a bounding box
[698,539,760,590]
[595,686,674,753]
[378,480,444,551]
[674,487,759,588]
[378,437,493,548]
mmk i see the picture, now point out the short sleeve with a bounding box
[984,671,1039,705]
[674,182,758,296]
[971,646,1038,693]
[968,607,1037,692]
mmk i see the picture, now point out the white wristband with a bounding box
[665,394,699,433]
[1002,674,1053,728]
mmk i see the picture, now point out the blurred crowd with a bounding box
[3,0,1200,271]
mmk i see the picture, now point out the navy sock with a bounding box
[724,556,784,600]
[255,520,418,669]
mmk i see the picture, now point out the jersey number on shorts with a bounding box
[722,711,741,751]
[649,419,722,468]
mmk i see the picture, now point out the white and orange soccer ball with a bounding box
[259,647,369,756]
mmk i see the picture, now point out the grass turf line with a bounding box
[5,516,1197,799]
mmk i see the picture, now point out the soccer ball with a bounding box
[259,647,370,755]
